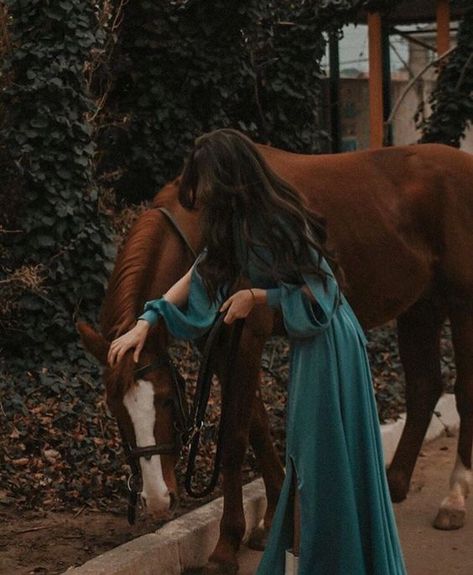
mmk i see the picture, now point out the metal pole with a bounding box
[329,31,341,153]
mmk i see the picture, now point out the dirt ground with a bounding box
[0,505,167,575]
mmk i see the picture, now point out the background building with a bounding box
[324,1,472,153]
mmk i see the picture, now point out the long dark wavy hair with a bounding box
[178,128,340,303]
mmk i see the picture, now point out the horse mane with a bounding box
[100,181,179,341]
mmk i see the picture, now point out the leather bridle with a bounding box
[118,352,191,524]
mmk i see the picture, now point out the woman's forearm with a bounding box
[138,264,196,326]
[251,284,315,308]
[162,266,193,307]
[251,284,315,306]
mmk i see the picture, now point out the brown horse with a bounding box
[78,142,473,574]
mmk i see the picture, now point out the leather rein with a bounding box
[119,206,244,524]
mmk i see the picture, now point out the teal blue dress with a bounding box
[138,224,407,575]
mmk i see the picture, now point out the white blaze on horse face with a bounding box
[123,379,171,515]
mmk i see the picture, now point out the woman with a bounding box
[108,129,407,574]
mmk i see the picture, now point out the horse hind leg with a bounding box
[434,296,473,530]
[387,297,446,502]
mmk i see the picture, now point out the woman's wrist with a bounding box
[248,288,268,305]
[136,318,152,330]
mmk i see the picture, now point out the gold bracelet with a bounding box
[248,288,256,303]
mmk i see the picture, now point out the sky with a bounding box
[322,24,412,75]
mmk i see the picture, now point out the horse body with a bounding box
[79,143,473,573]
[263,144,467,326]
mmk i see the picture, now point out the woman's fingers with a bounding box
[219,295,234,312]
[107,343,117,367]
[108,344,120,367]
[133,340,144,363]
[115,344,129,367]
[108,338,123,365]
[223,311,234,324]
[107,335,134,367]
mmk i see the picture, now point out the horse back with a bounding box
[261,144,473,327]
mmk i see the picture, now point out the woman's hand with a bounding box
[107,320,151,367]
[220,289,256,324]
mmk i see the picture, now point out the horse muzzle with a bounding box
[141,489,179,521]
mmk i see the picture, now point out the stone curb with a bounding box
[63,393,459,575]
[63,479,267,575]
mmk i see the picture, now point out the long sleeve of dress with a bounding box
[264,248,341,339]
[137,251,226,341]
[261,236,369,344]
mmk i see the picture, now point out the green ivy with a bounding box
[97,0,393,204]
[0,0,115,369]
[419,4,473,147]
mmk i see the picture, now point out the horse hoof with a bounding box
[247,524,269,551]
[386,470,408,503]
[433,507,465,530]
[200,560,239,575]
[388,483,408,503]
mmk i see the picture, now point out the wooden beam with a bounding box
[436,0,451,56]
[368,11,384,148]
[382,21,393,146]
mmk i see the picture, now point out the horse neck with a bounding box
[100,191,203,341]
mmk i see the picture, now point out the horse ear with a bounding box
[76,321,110,365]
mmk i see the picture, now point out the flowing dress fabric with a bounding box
[138,226,407,575]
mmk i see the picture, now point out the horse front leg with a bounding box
[434,301,473,530]
[387,298,446,501]
[203,329,263,575]
[247,387,284,550]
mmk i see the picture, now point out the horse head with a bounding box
[77,184,202,521]
[77,320,184,521]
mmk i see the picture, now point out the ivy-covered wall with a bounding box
[0,0,115,369]
[97,0,377,203]
[95,1,256,203]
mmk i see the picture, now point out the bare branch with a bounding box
[386,46,456,126]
